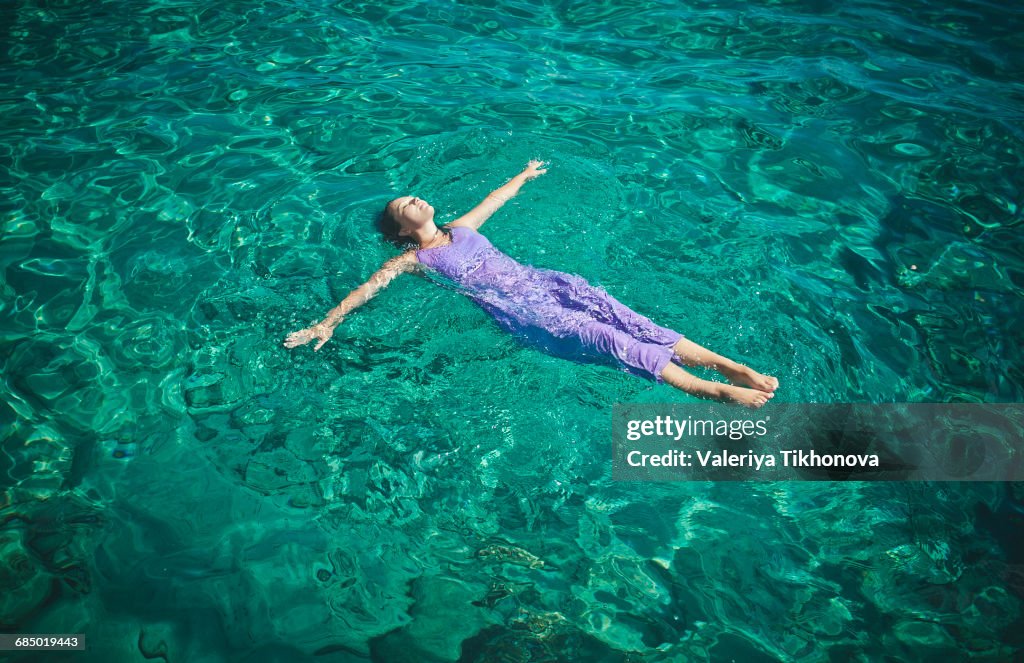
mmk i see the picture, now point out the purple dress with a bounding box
[415,225,684,383]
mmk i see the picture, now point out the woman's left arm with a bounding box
[448,160,548,231]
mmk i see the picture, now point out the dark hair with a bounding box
[375,202,410,248]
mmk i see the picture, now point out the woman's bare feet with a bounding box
[723,385,775,409]
[660,364,775,409]
[719,364,779,393]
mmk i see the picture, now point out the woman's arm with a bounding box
[448,160,548,231]
[283,252,418,351]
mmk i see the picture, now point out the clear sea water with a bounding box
[2,0,1023,660]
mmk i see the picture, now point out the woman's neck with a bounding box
[411,223,443,248]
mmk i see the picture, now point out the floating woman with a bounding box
[284,161,779,408]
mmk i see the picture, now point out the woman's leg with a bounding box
[590,288,780,394]
[575,320,676,384]
[670,337,779,393]
[564,280,779,396]
[574,321,774,408]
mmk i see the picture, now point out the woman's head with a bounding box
[376,195,435,246]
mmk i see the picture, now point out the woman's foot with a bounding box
[659,363,775,409]
[719,364,779,393]
[723,385,775,409]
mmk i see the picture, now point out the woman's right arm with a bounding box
[283,252,418,351]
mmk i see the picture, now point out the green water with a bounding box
[2,0,1022,660]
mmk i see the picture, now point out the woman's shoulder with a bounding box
[386,250,422,270]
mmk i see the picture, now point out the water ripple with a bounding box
[2,0,1022,659]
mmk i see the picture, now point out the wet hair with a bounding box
[375,200,410,248]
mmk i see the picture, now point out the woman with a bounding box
[284,161,779,408]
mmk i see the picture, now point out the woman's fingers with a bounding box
[284,324,333,351]
[283,329,312,348]
[522,160,548,180]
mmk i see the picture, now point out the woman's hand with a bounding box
[283,321,335,351]
[520,159,548,181]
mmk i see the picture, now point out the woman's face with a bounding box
[389,196,434,233]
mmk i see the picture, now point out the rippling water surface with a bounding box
[2,0,1023,660]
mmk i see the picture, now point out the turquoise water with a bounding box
[2,0,1023,660]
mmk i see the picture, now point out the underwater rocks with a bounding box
[476,543,546,570]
